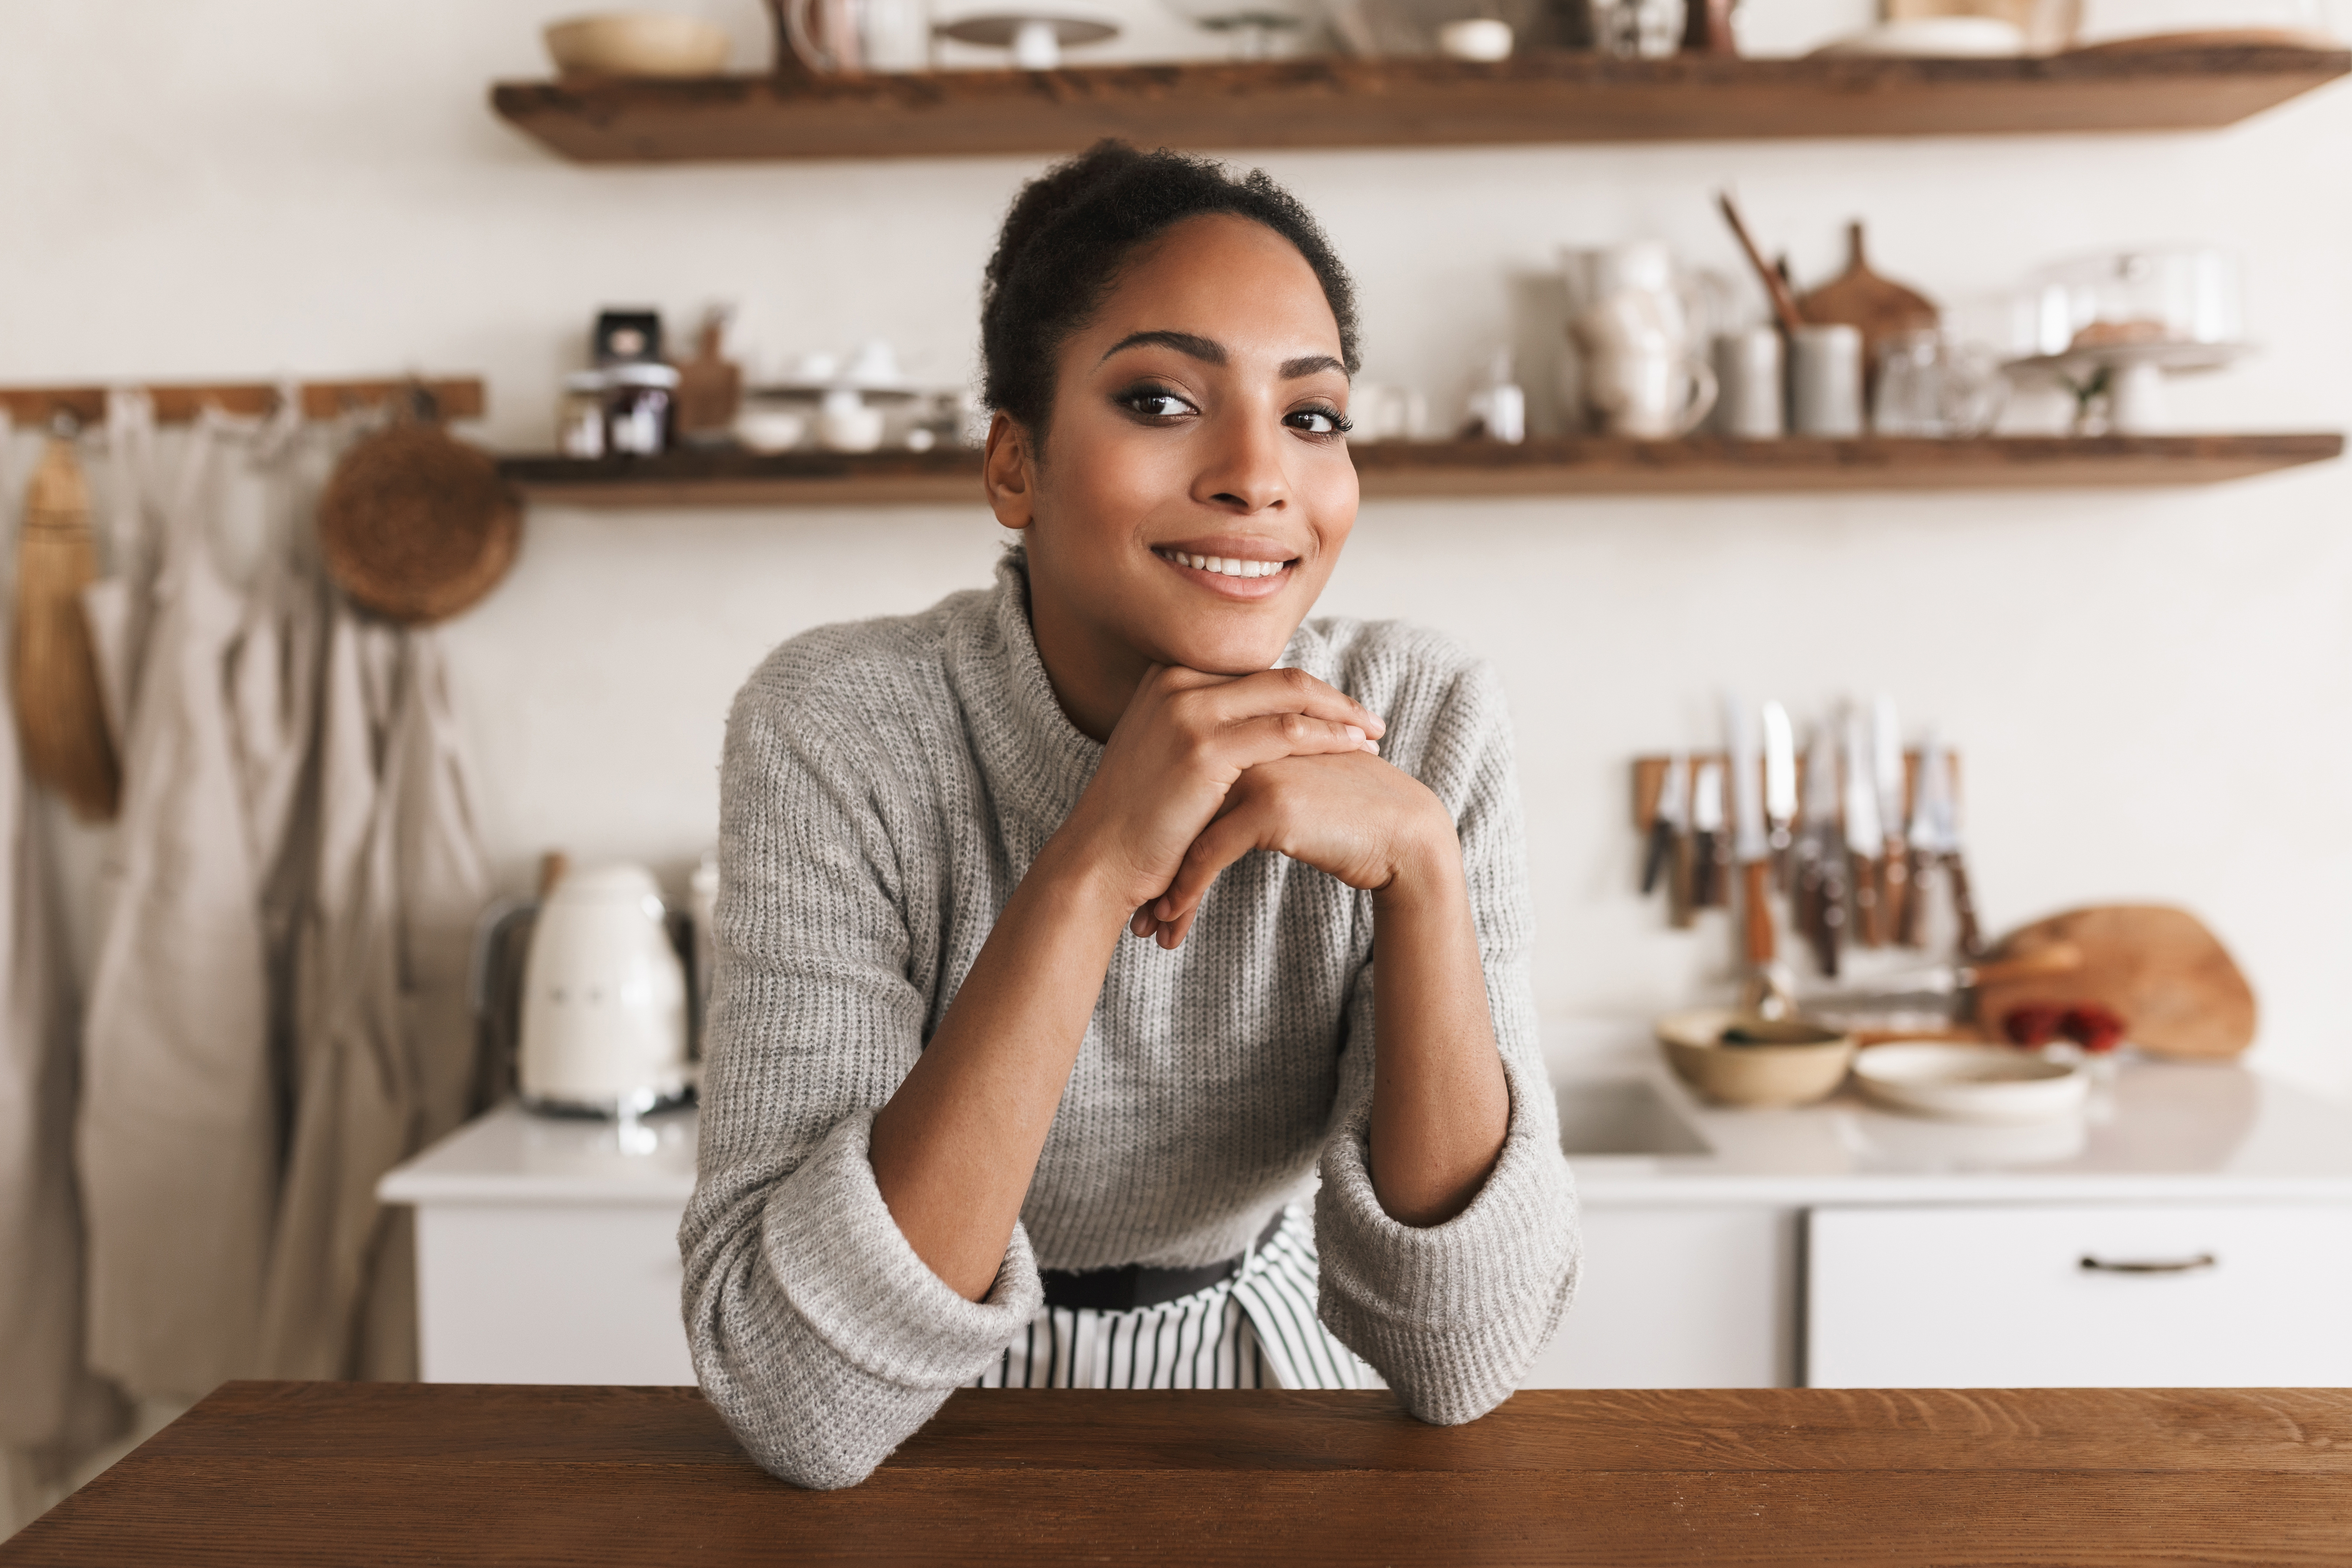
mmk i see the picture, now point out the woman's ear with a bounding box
[983,411,1035,532]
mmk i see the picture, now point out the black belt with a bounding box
[1040,1212,1284,1312]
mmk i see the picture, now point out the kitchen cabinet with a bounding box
[377,1046,2352,1393]
[489,45,2350,165]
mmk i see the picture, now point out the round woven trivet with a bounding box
[318,422,521,624]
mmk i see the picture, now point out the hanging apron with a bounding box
[0,412,127,1474]
[259,608,488,1382]
[76,411,281,1400]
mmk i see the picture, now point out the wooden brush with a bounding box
[12,436,120,820]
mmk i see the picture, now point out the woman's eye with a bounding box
[1287,406,1352,437]
[1120,388,1197,420]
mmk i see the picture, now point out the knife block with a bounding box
[1631,749,1961,833]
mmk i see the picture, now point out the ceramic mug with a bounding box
[1573,291,1718,439]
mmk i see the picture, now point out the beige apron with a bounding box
[259,607,487,1381]
[76,412,281,1400]
[0,414,127,1487]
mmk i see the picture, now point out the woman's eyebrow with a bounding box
[1100,330,1225,365]
[1280,354,1345,379]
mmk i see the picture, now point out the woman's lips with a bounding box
[1152,546,1295,599]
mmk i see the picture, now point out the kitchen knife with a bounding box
[1923,740,1984,958]
[1899,730,1941,949]
[1724,695,1776,967]
[1691,759,1728,909]
[1762,699,1796,889]
[1841,705,1884,948]
[1872,695,1911,944]
[1792,724,1846,978]
[1642,752,1688,897]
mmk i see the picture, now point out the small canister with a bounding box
[608,363,680,456]
[558,371,609,459]
[1712,327,1785,439]
[1789,324,1864,438]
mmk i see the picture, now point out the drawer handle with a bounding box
[2079,1252,2217,1275]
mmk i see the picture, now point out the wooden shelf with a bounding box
[496,433,2342,507]
[490,45,2349,163]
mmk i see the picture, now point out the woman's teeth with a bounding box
[1157,550,1290,579]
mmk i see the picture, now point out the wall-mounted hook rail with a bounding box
[0,377,485,427]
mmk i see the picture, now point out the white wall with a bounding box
[6,0,2349,1093]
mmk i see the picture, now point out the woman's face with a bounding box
[987,213,1358,720]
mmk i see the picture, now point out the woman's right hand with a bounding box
[1050,664,1384,937]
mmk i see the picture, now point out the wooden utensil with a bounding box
[1798,222,1940,392]
[1970,904,2257,1060]
[318,409,521,625]
[1716,194,1806,334]
[11,435,120,820]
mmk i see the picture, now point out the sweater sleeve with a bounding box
[1313,654,1580,1425]
[679,670,1042,1491]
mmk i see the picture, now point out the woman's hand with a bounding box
[1134,748,1458,949]
[1051,664,1386,921]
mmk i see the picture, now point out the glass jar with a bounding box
[558,371,609,459]
[608,363,680,456]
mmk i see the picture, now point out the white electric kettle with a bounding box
[518,862,693,1116]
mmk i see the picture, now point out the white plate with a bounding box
[1853,1043,2088,1123]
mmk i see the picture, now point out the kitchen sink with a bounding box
[1553,1077,1712,1158]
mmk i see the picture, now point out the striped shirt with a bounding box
[974,1207,1375,1390]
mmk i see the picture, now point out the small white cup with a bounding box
[1790,324,1864,438]
[1438,18,1514,60]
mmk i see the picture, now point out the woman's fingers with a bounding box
[1215,710,1378,774]
[1151,806,1274,931]
[1176,665,1385,740]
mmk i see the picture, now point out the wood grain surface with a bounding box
[488,46,2352,164]
[496,433,2344,509]
[7,1383,2350,1565]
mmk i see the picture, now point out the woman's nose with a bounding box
[1192,408,1289,514]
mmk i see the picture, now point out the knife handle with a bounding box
[1946,852,1985,959]
[1741,859,1776,965]
[1896,847,1934,948]
[1818,845,1847,979]
[1669,831,1697,929]
[1641,819,1675,896]
[1849,852,1884,948]
[1879,835,1910,947]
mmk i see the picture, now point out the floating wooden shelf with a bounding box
[496,433,2342,507]
[490,44,2349,163]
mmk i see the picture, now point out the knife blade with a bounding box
[1691,758,1728,909]
[1762,699,1796,887]
[1872,695,1911,945]
[1927,742,1984,959]
[1841,705,1884,948]
[1792,724,1846,978]
[1641,752,1688,897]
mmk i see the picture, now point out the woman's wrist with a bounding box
[1027,823,1153,934]
[1372,799,1467,912]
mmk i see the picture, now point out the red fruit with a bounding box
[2062,1004,2128,1054]
[2002,1004,2067,1048]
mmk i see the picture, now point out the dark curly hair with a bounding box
[980,140,1362,440]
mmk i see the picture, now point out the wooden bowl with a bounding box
[544,13,731,78]
[1656,1009,1856,1109]
[318,423,521,625]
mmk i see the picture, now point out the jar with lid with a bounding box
[608,363,680,456]
[559,371,610,458]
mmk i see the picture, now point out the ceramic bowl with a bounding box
[544,13,732,78]
[1656,1009,1856,1109]
[1853,1043,2088,1124]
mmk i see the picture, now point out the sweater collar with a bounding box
[955,549,1104,840]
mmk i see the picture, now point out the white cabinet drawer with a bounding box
[415,1203,694,1385]
[1807,1203,2352,1389]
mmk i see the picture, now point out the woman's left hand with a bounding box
[1132,749,1456,949]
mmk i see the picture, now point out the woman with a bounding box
[681,142,1578,1490]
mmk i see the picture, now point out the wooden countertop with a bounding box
[7,1381,2348,1565]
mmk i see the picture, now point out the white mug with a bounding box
[1573,292,1718,439]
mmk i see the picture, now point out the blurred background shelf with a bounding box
[489,45,2351,163]
[496,433,2343,506]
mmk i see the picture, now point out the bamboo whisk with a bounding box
[12,437,120,820]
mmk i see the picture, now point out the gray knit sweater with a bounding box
[681,553,1579,1489]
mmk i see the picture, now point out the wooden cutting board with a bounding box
[1799,223,1940,391]
[1970,904,2257,1060]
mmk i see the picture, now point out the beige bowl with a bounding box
[545,13,732,78]
[1656,1008,1856,1109]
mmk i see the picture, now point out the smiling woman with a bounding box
[679,142,1580,1491]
